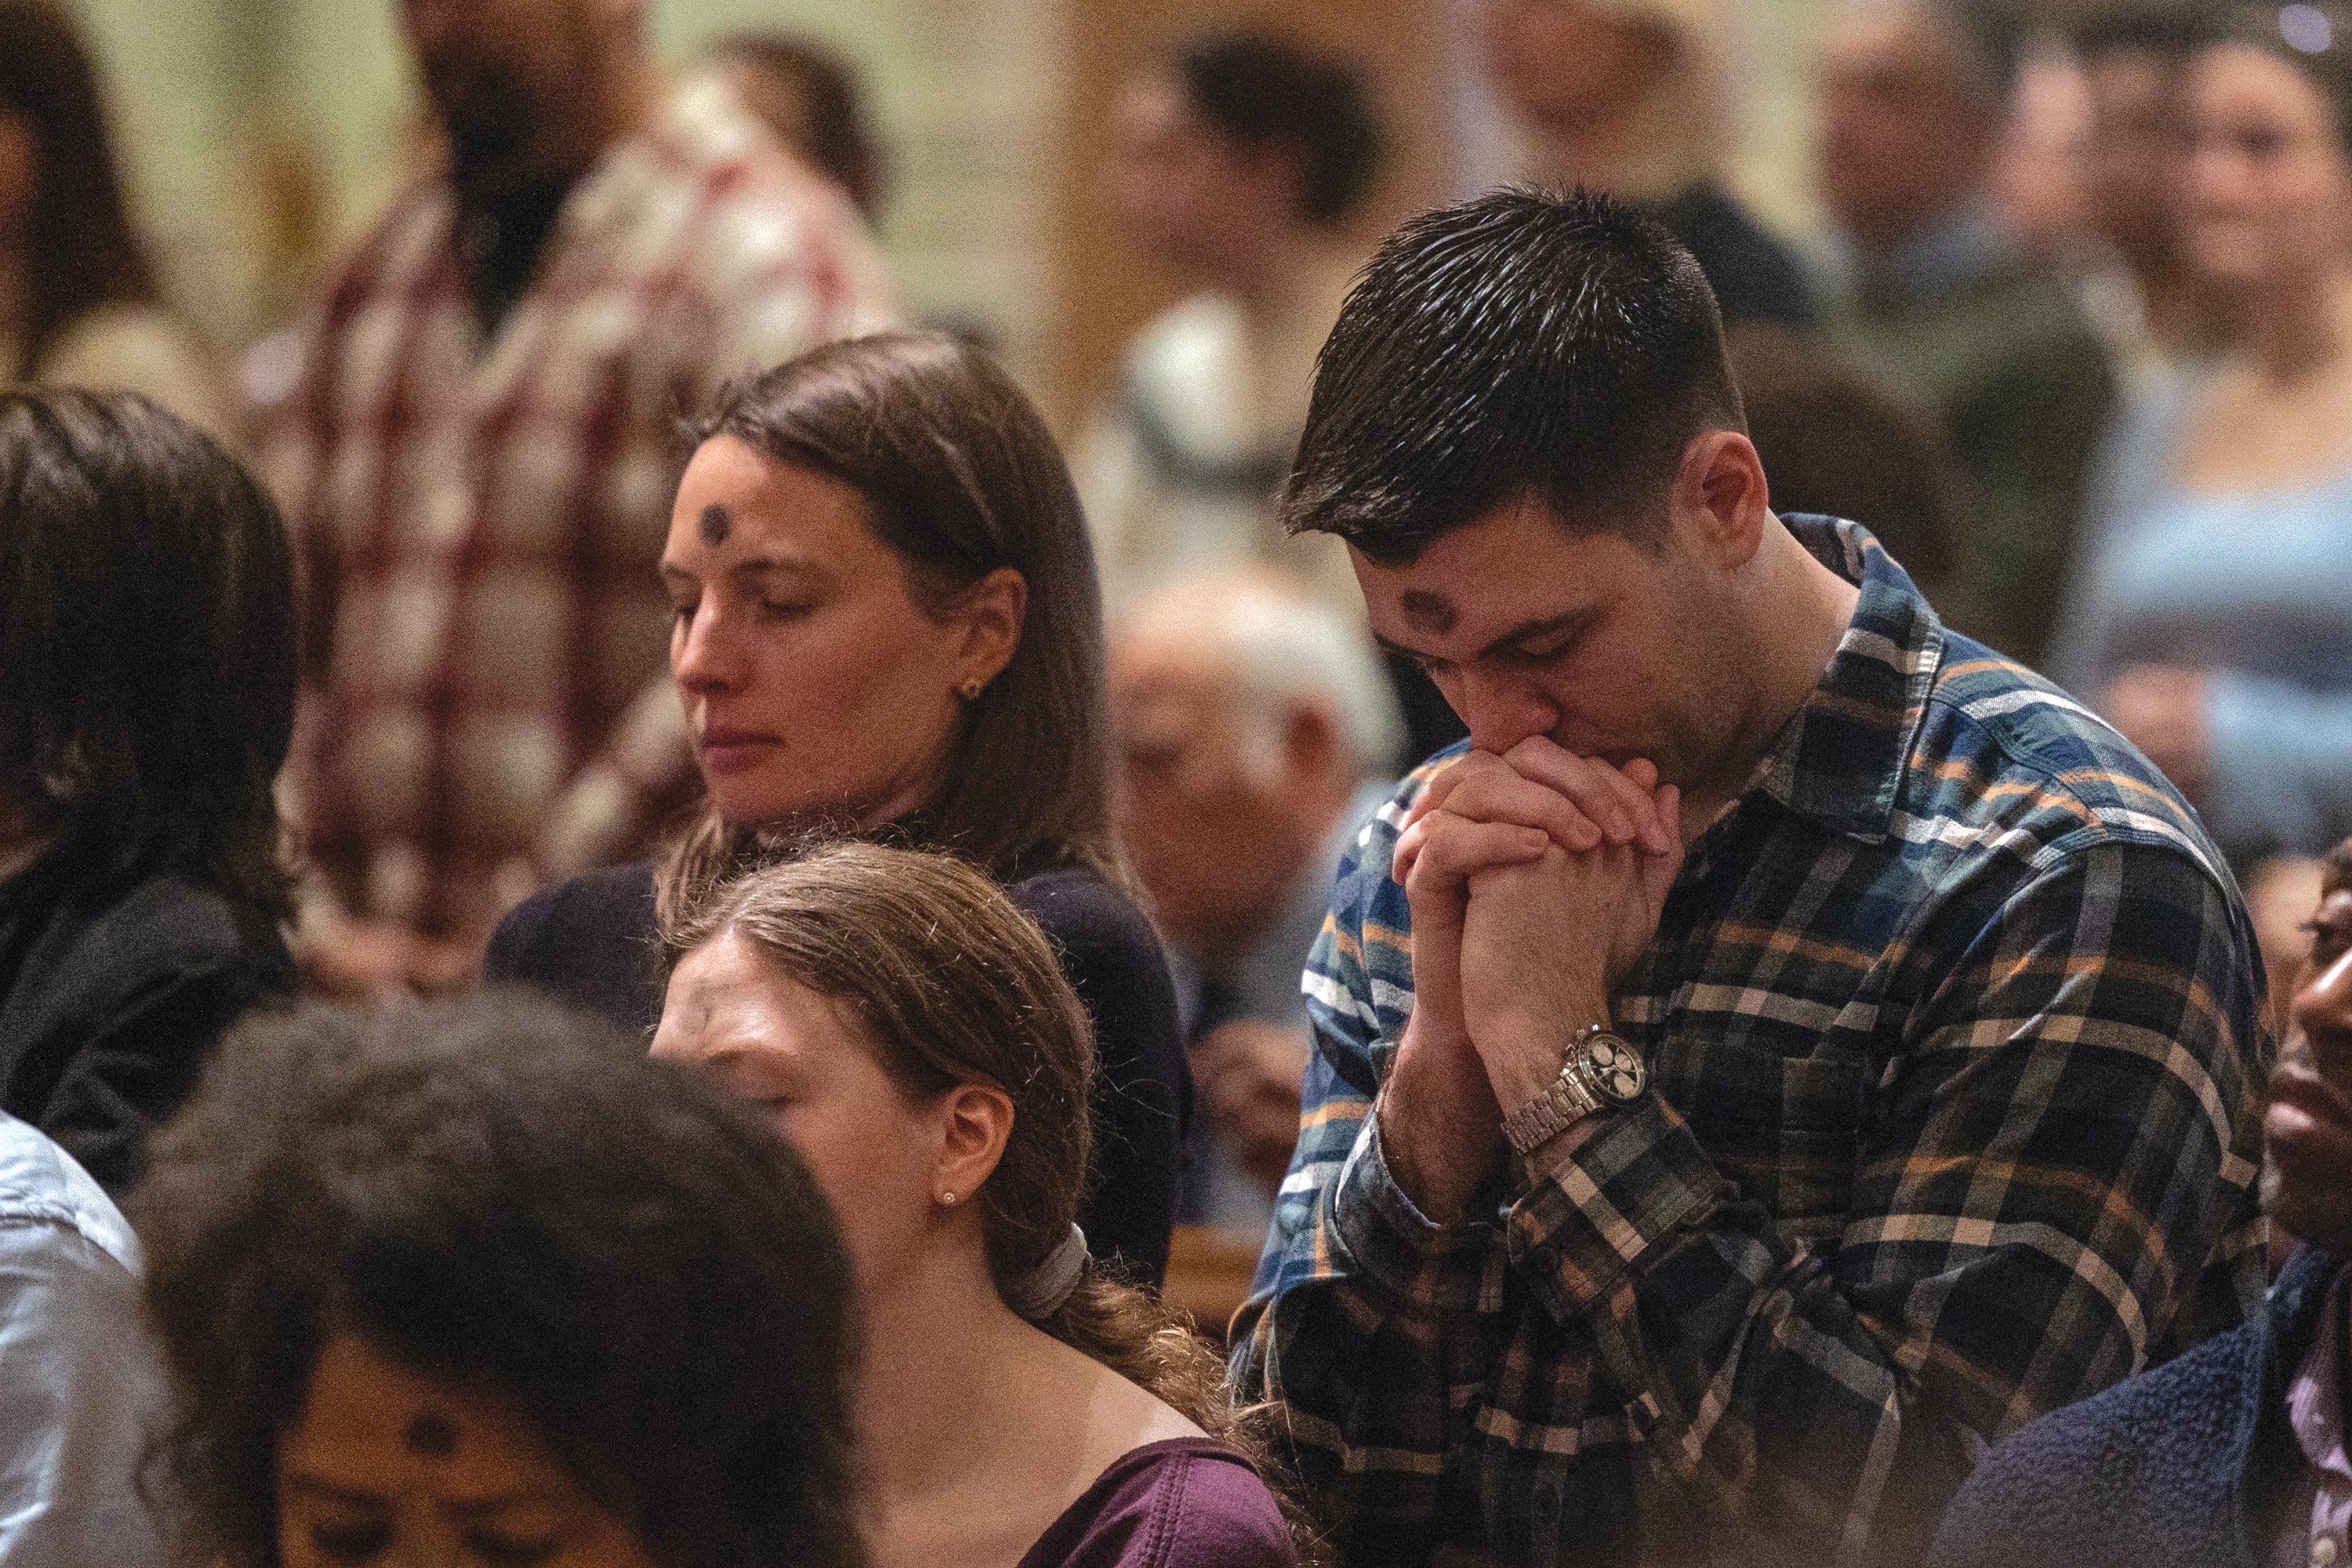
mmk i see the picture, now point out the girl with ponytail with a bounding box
[655,841,1315,1568]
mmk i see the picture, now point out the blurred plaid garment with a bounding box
[1233,517,2272,1568]
[261,77,897,944]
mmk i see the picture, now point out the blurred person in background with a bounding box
[1480,0,1815,328]
[2053,3,2352,877]
[2071,8,2224,394]
[1111,571,1401,1236]
[1085,31,1387,619]
[137,993,862,1568]
[1820,0,2114,670]
[1726,324,1970,617]
[0,1106,169,1566]
[489,335,1189,1284]
[0,0,237,445]
[1929,837,2352,1568]
[699,29,887,221]
[0,390,296,1197]
[265,0,896,994]
[657,845,1305,1568]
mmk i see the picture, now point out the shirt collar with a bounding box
[2288,1267,2352,1483]
[1747,515,1945,845]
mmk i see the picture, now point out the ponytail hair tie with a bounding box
[1002,1224,1088,1319]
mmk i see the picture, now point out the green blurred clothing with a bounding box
[1830,205,2114,671]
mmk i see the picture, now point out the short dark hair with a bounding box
[1283,187,1742,564]
[0,0,158,376]
[662,332,1119,915]
[2068,6,2215,66]
[0,389,295,916]
[136,993,862,1568]
[1174,31,1388,226]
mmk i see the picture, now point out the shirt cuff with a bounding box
[1506,1095,1725,1319]
[1326,1099,1486,1308]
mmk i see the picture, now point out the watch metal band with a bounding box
[1501,1024,1646,1156]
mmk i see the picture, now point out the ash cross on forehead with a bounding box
[700,503,732,547]
[405,1410,459,1458]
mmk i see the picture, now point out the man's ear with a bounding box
[1671,430,1770,569]
[932,1082,1015,1204]
[953,568,1030,691]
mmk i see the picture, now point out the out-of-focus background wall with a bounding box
[71,0,1835,426]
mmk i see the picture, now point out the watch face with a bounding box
[1586,1036,1647,1102]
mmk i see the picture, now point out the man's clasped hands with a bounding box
[1380,739,1685,1221]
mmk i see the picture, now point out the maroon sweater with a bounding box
[1018,1439,1295,1568]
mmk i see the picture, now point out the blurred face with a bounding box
[1817,5,1997,244]
[399,0,616,181]
[2181,44,2352,289]
[654,932,944,1289]
[662,437,977,833]
[1356,497,1750,793]
[1480,0,1672,133]
[2082,51,2193,261]
[278,1332,652,1568]
[1107,74,1288,278]
[2267,875,2352,1251]
[1112,647,1296,956]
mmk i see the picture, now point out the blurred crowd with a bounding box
[4,0,2352,1562]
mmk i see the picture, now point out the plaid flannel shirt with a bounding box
[1232,517,2272,1568]
[263,78,897,943]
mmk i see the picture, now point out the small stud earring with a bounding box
[959,677,985,700]
[940,1190,957,1206]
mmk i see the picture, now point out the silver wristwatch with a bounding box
[1501,1023,1649,1156]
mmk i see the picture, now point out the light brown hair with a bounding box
[666,842,1323,1560]
[659,332,1120,927]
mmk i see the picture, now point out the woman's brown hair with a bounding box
[0,0,159,376]
[667,843,1323,1561]
[659,332,1119,924]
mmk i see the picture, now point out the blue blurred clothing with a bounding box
[0,1110,169,1566]
[2055,371,2352,869]
[1929,1247,2338,1568]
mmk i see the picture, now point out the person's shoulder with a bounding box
[38,859,292,994]
[1914,638,2231,883]
[1004,862,1160,962]
[0,1113,140,1279]
[1035,1439,1295,1568]
[488,862,659,972]
[627,75,896,315]
[1929,1304,2268,1566]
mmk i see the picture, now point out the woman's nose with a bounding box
[673,607,737,693]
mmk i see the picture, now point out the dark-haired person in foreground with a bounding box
[1931,839,2352,1568]
[0,389,296,1195]
[136,993,862,1568]
[1230,190,2269,1566]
